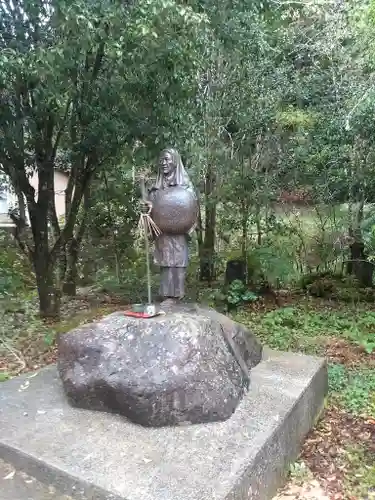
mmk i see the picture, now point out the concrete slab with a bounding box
[0,458,74,500]
[0,349,327,500]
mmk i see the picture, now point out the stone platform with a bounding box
[0,349,327,500]
[0,458,74,500]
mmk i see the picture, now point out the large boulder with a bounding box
[57,302,262,427]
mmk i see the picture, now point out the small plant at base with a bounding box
[289,461,314,486]
[44,332,56,347]
[0,372,10,382]
[226,280,258,308]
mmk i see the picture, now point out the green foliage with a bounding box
[0,234,34,296]
[344,311,375,354]
[329,364,375,417]
[0,295,48,338]
[251,307,308,351]
[328,363,350,393]
[248,240,299,287]
[1,0,373,317]
[289,461,314,485]
[234,301,374,418]
[196,279,259,312]
[95,253,160,304]
[305,276,337,298]
[276,108,318,130]
[342,444,375,498]
[233,305,375,354]
[0,372,10,382]
[361,206,375,261]
[226,280,258,307]
[0,293,52,372]
[0,251,28,295]
[300,270,375,307]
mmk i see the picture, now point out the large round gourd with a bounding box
[151,186,198,234]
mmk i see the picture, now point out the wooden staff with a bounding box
[138,177,161,305]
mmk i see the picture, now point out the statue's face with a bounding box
[159,152,175,176]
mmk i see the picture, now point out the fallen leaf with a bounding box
[18,380,30,391]
[3,470,15,480]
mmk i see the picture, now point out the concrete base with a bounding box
[0,458,73,500]
[0,349,327,500]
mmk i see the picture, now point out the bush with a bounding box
[226,280,258,308]
[226,241,299,289]
[0,232,34,296]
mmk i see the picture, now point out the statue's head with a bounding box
[159,148,176,177]
[155,147,192,190]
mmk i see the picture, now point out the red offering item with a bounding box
[123,310,161,319]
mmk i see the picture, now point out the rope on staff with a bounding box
[138,208,161,305]
[138,175,161,238]
[138,209,161,240]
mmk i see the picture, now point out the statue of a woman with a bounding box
[146,148,197,300]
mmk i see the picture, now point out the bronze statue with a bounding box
[145,148,198,300]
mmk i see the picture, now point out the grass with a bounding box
[329,364,375,417]
[232,302,375,355]
[233,302,375,416]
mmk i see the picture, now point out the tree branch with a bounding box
[9,212,34,260]
[345,85,375,131]
[50,166,93,262]
[52,98,72,161]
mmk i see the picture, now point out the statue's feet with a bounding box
[160,297,185,310]
[161,297,179,305]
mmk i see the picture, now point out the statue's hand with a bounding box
[140,200,153,215]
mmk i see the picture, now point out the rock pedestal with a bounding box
[57,303,262,427]
[0,351,328,500]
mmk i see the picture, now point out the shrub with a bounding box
[0,232,34,295]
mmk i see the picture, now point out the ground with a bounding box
[0,290,374,500]
[232,295,375,500]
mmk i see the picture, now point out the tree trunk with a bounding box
[196,207,204,256]
[199,164,216,282]
[239,158,248,260]
[33,246,60,318]
[241,203,248,259]
[255,207,262,245]
[63,239,79,296]
[346,200,373,287]
[347,239,374,287]
[16,190,26,223]
[29,161,61,318]
[62,186,91,296]
[240,200,249,284]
